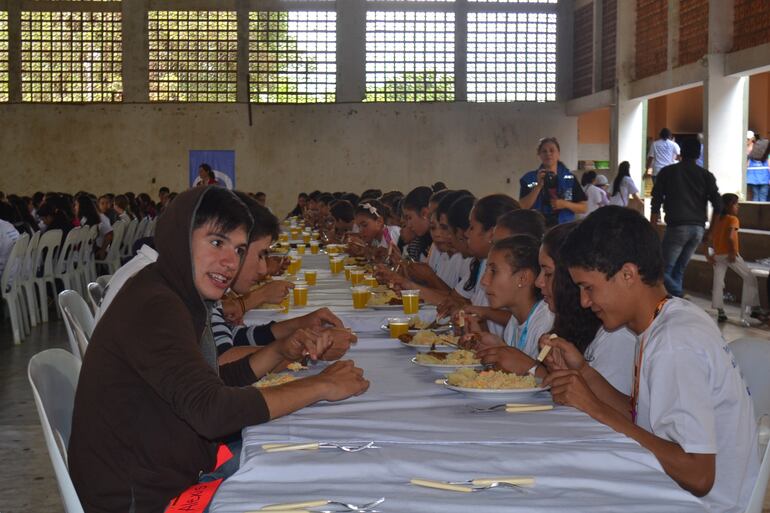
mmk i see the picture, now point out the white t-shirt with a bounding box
[95,244,158,323]
[578,185,609,219]
[82,214,113,248]
[501,300,554,358]
[584,326,636,396]
[437,252,467,289]
[609,176,640,207]
[648,139,681,175]
[374,225,401,248]
[0,220,21,279]
[427,245,444,273]
[454,257,478,299]
[636,298,758,513]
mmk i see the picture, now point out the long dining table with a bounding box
[210,253,706,513]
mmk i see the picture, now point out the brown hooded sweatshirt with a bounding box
[69,187,270,513]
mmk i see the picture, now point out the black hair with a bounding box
[379,191,404,209]
[234,191,278,242]
[330,200,355,223]
[199,163,215,179]
[308,191,322,201]
[317,193,335,206]
[255,191,266,199]
[332,192,344,199]
[403,186,433,212]
[431,181,447,192]
[0,201,17,223]
[447,195,475,232]
[76,195,101,227]
[360,189,383,201]
[611,161,631,197]
[341,192,360,205]
[32,192,45,208]
[355,199,390,221]
[490,235,542,290]
[581,170,597,187]
[680,138,701,160]
[298,192,309,200]
[560,206,663,286]
[429,188,452,206]
[496,209,546,241]
[391,198,404,219]
[720,193,739,216]
[543,223,602,354]
[159,187,170,194]
[472,194,520,231]
[659,128,672,140]
[193,187,254,237]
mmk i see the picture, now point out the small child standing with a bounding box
[709,193,761,325]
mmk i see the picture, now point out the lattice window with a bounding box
[468,1,558,3]
[0,12,7,102]
[20,11,122,102]
[365,11,455,102]
[467,11,556,102]
[249,11,336,104]
[148,11,237,102]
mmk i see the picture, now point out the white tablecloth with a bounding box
[211,255,706,513]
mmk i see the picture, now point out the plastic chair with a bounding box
[58,290,95,360]
[82,225,99,286]
[1,233,31,343]
[120,218,138,262]
[95,220,125,275]
[33,229,63,323]
[730,337,770,513]
[95,274,112,289]
[54,227,83,297]
[86,282,103,313]
[27,348,85,513]
[20,230,41,326]
[135,217,149,242]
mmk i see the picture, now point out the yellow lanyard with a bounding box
[630,296,670,423]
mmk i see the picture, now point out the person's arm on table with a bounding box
[271,307,344,338]
[405,262,452,291]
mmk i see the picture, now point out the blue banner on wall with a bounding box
[189,150,236,189]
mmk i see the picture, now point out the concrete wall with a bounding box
[0,102,577,214]
[577,107,610,160]
[749,72,770,137]
[647,86,704,137]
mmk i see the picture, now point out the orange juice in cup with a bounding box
[293,284,308,307]
[350,268,365,285]
[351,286,371,309]
[310,241,320,254]
[312,231,320,240]
[279,233,289,243]
[280,296,290,313]
[302,232,311,244]
[290,228,300,240]
[296,244,306,255]
[327,244,340,255]
[388,317,410,338]
[364,275,378,288]
[289,257,302,275]
[304,270,317,286]
[344,265,356,281]
[330,256,344,274]
[401,290,420,315]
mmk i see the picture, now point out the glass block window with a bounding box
[20,11,122,102]
[469,1,557,3]
[467,12,556,102]
[249,11,336,103]
[0,12,7,102]
[365,11,455,102]
[148,11,237,102]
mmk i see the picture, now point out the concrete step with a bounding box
[684,256,769,309]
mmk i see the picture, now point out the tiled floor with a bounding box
[0,296,769,513]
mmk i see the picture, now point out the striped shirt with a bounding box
[211,305,276,356]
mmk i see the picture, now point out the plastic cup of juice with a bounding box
[304,270,317,286]
[351,286,371,309]
[279,233,289,243]
[302,232,311,244]
[388,317,410,338]
[293,284,308,307]
[312,231,320,240]
[364,275,378,288]
[280,296,290,313]
[296,244,306,255]
[310,241,320,254]
[330,256,345,274]
[350,269,365,286]
[327,244,339,255]
[344,265,357,281]
[401,290,420,315]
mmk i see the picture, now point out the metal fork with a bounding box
[470,403,536,413]
[262,441,379,453]
[256,497,385,512]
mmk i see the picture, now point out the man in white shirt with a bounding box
[0,218,20,278]
[545,206,758,513]
[646,128,680,183]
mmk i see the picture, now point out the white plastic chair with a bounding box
[82,225,99,286]
[20,230,41,326]
[1,233,31,343]
[33,229,63,323]
[95,274,112,289]
[144,218,156,238]
[86,282,103,314]
[730,337,770,513]
[58,290,95,360]
[27,348,85,513]
[120,218,138,262]
[55,227,83,297]
[95,220,125,275]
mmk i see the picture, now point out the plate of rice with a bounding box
[443,368,549,400]
[412,350,483,374]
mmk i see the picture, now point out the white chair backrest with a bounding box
[35,229,63,278]
[120,218,138,258]
[1,232,29,293]
[58,290,95,359]
[23,230,41,280]
[103,220,126,261]
[95,274,112,289]
[135,217,149,241]
[86,282,104,312]
[56,227,82,275]
[27,348,85,513]
[146,218,157,237]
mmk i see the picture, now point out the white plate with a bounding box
[411,356,483,374]
[398,340,455,352]
[369,304,408,311]
[379,323,452,335]
[443,380,550,401]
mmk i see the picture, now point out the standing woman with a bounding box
[75,195,113,259]
[609,161,642,207]
[519,137,587,227]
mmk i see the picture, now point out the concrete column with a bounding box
[454,0,467,102]
[609,0,644,187]
[703,0,744,195]
[122,0,149,102]
[336,0,365,103]
[703,53,746,195]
